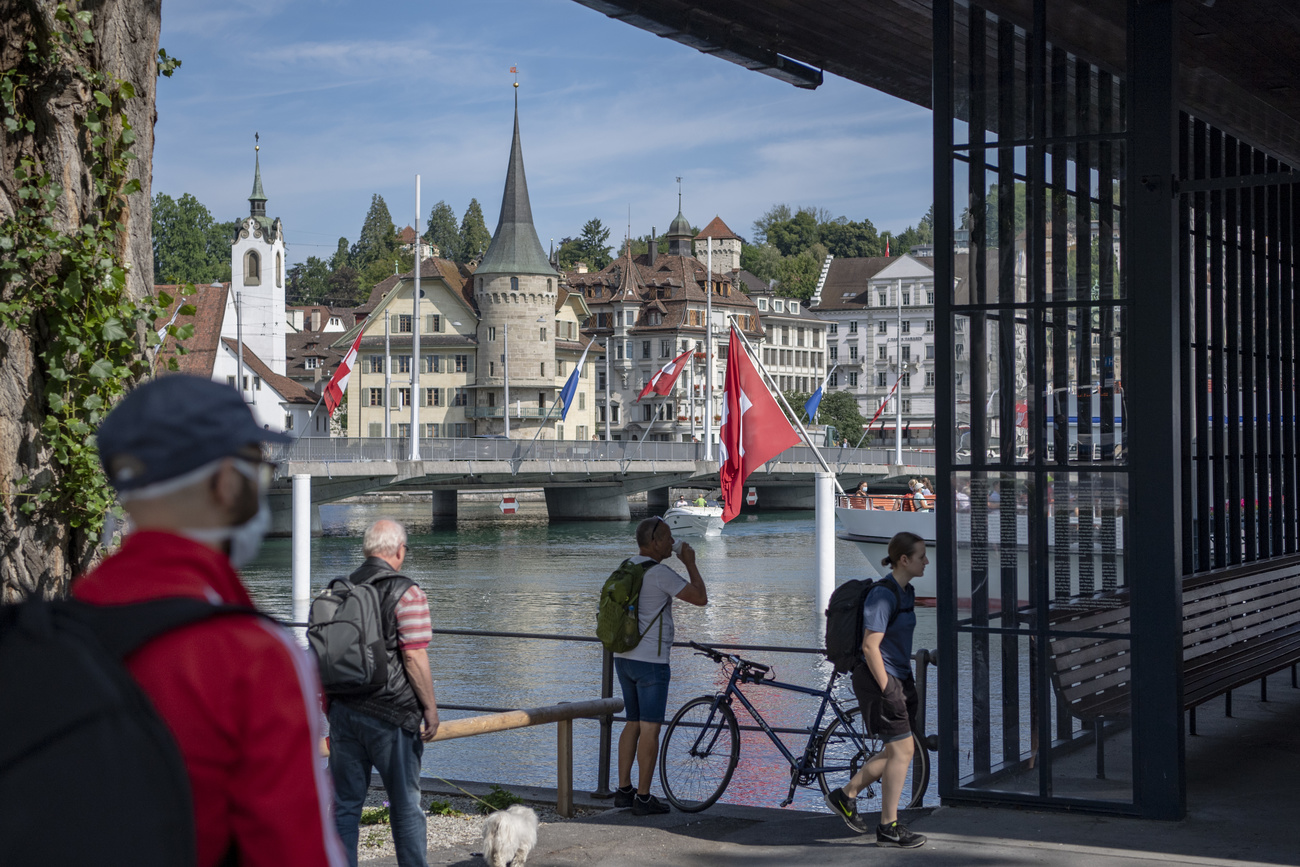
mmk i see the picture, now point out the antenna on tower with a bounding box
[676,176,682,211]
[255,131,259,152]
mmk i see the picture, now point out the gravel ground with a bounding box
[356,791,601,863]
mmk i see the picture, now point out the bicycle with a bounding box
[658,641,930,813]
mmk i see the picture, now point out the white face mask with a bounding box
[181,458,272,569]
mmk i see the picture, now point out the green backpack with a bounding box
[597,558,669,654]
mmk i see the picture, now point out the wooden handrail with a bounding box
[427,697,623,817]
[430,697,623,742]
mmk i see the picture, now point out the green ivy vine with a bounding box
[0,4,192,538]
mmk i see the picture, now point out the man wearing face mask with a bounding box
[72,375,348,867]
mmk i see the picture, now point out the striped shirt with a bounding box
[395,583,432,649]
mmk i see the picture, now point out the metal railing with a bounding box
[269,436,936,468]
[415,626,937,800]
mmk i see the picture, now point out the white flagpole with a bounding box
[410,173,421,460]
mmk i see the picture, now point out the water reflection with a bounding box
[241,501,938,809]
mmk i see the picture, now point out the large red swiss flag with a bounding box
[719,326,802,522]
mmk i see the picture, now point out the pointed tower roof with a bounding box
[475,97,558,278]
[612,240,646,302]
[249,150,267,203]
[695,215,740,241]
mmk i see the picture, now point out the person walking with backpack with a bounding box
[326,519,439,867]
[612,516,708,815]
[824,531,928,849]
[68,375,348,867]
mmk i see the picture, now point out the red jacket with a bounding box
[73,531,347,867]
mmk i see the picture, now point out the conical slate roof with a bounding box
[475,101,558,279]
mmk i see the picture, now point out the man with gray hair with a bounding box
[328,518,439,867]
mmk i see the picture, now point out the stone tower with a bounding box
[473,97,561,437]
[693,215,742,274]
[227,143,287,375]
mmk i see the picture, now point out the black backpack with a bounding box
[0,597,258,867]
[824,579,905,673]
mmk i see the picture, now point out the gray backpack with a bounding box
[307,577,395,696]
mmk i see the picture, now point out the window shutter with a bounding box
[369,422,383,437]
[426,314,437,333]
[466,355,474,373]
[390,388,400,407]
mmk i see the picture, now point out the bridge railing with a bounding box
[268,437,936,468]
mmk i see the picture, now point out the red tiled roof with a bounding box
[152,283,231,377]
[398,226,417,245]
[219,338,318,404]
[694,216,741,241]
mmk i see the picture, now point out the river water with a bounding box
[241,500,939,812]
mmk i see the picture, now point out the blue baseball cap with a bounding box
[97,374,292,493]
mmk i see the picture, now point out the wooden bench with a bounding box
[1047,560,1300,779]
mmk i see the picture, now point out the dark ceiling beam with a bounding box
[570,0,824,89]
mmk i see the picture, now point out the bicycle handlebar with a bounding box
[688,641,770,675]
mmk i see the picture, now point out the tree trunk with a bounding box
[0,0,159,600]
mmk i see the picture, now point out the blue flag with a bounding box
[559,341,592,421]
[804,387,824,421]
[804,364,838,421]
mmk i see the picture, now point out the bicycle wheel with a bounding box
[658,696,740,812]
[815,707,929,811]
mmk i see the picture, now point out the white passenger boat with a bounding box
[835,495,1125,610]
[663,503,724,537]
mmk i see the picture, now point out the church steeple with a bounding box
[249,135,267,219]
[475,92,557,278]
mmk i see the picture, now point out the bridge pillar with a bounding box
[645,487,671,515]
[749,485,816,511]
[544,486,630,522]
[270,499,322,537]
[430,489,458,526]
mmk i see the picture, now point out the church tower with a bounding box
[227,141,287,375]
[473,95,561,437]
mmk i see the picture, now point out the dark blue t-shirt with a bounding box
[861,576,917,678]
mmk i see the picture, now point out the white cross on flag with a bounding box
[719,325,801,523]
[323,328,365,416]
[636,347,695,402]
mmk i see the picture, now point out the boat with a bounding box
[663,503,724,537]
[835,494,1125,610]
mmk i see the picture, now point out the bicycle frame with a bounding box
[684,663,873,807]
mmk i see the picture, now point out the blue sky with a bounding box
[153,0,934,267]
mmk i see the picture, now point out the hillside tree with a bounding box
[458,198,491,263]
[424,199,459,261]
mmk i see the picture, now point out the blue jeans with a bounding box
[614,658,671,723]
[328,702,427,867]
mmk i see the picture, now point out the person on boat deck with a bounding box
[693,494,707,507]
[856,481,870,498]
[675,496,688,507]
[823,531,928,850]
[909,480,930,511]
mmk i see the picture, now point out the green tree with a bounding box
[771,243,828,300]
[821,218,883,258]
[351,194,397,271]
[459,198,491,263]
[152,192,230,283]
[326,265,363,306]
[628,232,669,258]
[766,209,820,256]
[751,203,792,245]
[287,255,331,305]
[424,199,459,261]
[330,237,350,271]
[740,242,783,283]
[558,217,613,271]
[984,183,1027,246]
[818,391,869,443]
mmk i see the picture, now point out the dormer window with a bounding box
[790,304,799,316]
[758,298,768,311]
[774,300,784,313]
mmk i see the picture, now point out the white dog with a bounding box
[481,804,539,867]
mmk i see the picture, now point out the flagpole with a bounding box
[726,316,845,495]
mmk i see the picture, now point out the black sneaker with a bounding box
[824,787,871,833]
[877,819,926,848]
[613,785,635,809]
[631,793,670,816]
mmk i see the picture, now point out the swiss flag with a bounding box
[323,328,365,416]
[719,326,801,523]
[636,347,694,402]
